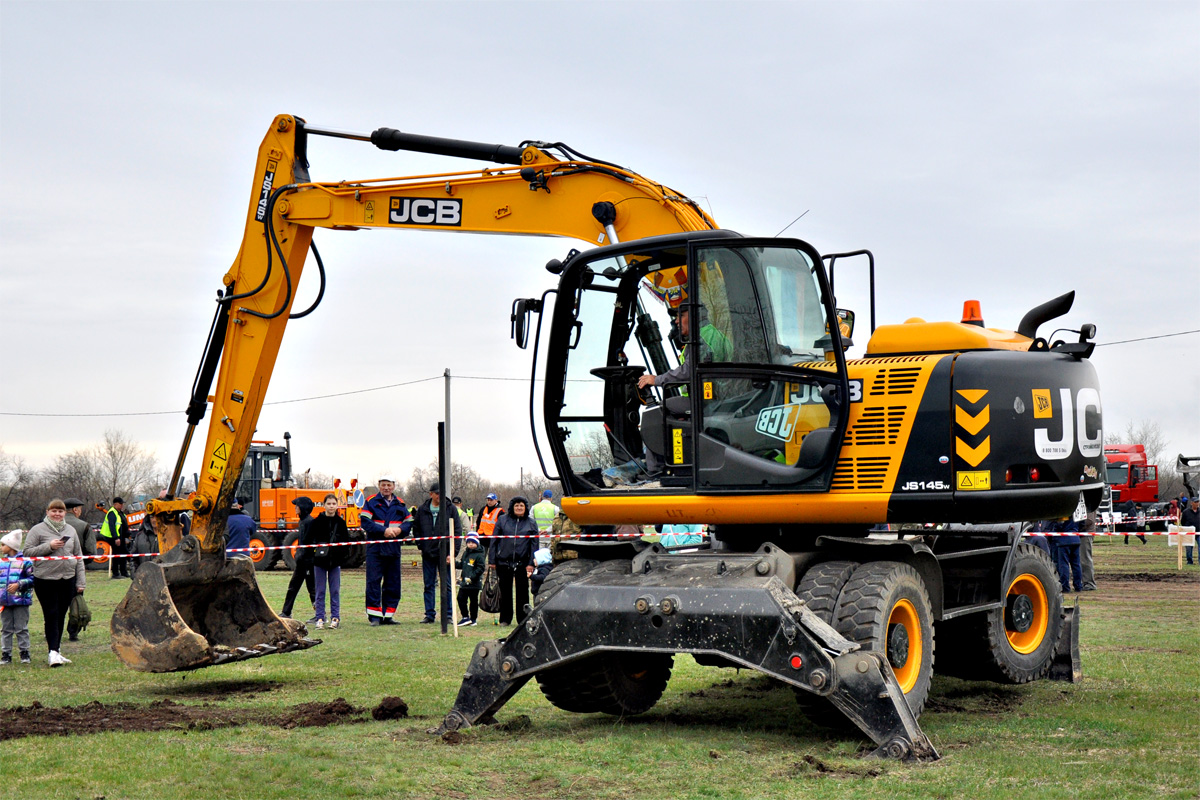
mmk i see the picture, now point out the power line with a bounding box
[0,373,603,418]
[1095,329,1200,347]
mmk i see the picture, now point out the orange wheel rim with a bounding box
[95,540,111,564]
[1006,573,1049,654]
[248,538,267,563]
[888,598,922,693]
[288,540,300,560]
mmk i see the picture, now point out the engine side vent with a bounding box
[845,406,906,446]
[831,456,892,491]
[869,367,922,396]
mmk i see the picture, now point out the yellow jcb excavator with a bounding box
[116,115,1105,761]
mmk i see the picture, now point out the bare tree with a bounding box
[0,447,40,528]
[1105,420,1171,468]
[89,429,160,502]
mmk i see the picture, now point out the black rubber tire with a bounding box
[281,529,302,571]
[834,561,935,717]
[249,532,280,571]
[937,544,1063,684]
[532,558,600,607]
[792,561,859,727]
[537,652,674,716]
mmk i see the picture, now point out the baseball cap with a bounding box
[452,496,462,503]
[378,475,396,484]
[486,493,498,501]
[429,483,440,493]
[542,489,553,498]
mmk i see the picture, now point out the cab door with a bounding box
[686,240,849,492]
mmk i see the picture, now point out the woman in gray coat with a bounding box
[23,498,86,666]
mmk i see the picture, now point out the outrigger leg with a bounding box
[433,547,938,761]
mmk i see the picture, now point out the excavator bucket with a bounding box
[111,534,318,672]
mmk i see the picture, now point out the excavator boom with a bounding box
[113,115,717,672]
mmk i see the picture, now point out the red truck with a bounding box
[1104,444,1168,529]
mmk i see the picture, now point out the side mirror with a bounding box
[835,309,856,340]
[510,298,542,349]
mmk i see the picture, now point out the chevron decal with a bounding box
[955,404,990,435]
[956,436,991,467]
[956,389,988,404]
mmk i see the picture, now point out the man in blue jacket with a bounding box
[360,476,411,626]
[1053,518,1083,593]
[225,499,256,555]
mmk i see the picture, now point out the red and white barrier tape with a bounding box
[0,531,638,563]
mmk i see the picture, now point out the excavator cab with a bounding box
[529,232,851,497]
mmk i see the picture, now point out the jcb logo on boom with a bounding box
[254,159,278,222]
[1033,387,1102,461]
[388,197,462,226]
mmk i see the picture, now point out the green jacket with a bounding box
[455,545,487,589]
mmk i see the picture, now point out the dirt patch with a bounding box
[779,754,883,779]
[925,686,1025,715]
[151,679,282,700]
[1100,572,1198,584]
[372,696,409,720]
[1,697,367,741]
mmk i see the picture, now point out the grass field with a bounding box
[1,539,1196,799]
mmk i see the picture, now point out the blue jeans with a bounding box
[313,565,340,621]
[422,556,447,619]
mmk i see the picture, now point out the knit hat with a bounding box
[534,547,553,566]
[466,533,480,546]
[1,530,24,551]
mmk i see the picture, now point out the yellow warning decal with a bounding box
[365,200,375,224]
[208,441,229,479]
[1031,389,1053,419]
[212,442,229,462]
[703,382,713,400]
[957,471,991,490]
[672,428,684,464]
[956,389,988,404]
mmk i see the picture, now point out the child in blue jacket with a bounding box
[1,530,34,665]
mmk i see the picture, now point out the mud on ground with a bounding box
[0,696,408,741]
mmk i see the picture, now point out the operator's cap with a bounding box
[1,530,24,551]
[452,496,462,504]
[378,475,396,484]
[64,498,84,508]
[487,493,498,501]
[542,489,553,499]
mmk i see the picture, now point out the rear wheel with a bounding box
[281,530,302,571]
[834,561,935,716]
[792,561,858,726]
[248,532,280,571]
[945,545,1063,684]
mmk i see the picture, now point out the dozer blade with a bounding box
[111,534,319,672]
[433,547,938,761]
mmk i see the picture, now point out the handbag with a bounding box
[479,565,501,613]
[313,544,331,561]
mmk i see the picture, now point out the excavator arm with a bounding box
[113,114,715,672]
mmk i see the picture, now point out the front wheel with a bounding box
[537,652,674,716]
[834,561,935,717]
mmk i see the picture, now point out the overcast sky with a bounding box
[1,1,1196,493]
